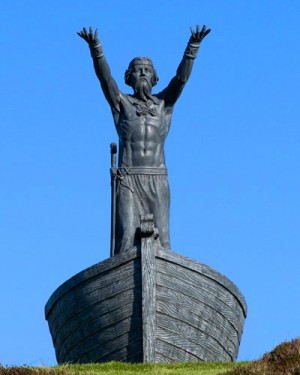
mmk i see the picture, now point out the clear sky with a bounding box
[1,0,299,367]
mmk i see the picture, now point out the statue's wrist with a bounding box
[184,42,200,59]
[89,43,104,59]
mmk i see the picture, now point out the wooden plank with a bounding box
[48,258,140,315]
[47,252,143,364]
[156,270,244,334]
[55,298,142,357]
[156,248,247,316]
[79,336,143,363]
[156,285,239,344]
[156,327,231,362]
[155,338,201,362]
[155,351,180,363]
[51,287,141,345]
[157,258,242,313]
[47,259,141,333]
[59,313,142,363]
[141,214,156,363]
[156,302,237,359]
[45,246,139,318]
[156,313,235,361]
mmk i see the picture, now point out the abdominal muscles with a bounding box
[120,120,166,167]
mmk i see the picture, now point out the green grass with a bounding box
[0,362,245,375]
[54,361,244,374]
[1,338,299,375]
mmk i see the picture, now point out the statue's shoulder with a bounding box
[155,90,166,100]
[152,94,164,103]
[119,93,135,105]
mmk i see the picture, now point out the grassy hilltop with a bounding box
[1,338,299,375]
[0,362,242,375]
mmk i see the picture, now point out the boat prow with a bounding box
[45,220,246,363]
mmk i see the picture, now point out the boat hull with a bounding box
[45,243,247,363]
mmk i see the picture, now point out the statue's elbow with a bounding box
[176,75,188,85]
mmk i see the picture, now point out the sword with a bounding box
[110,143,117,257]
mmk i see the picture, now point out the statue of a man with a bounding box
[78,25,210,254]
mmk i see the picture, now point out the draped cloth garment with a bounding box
[115,167,170,253]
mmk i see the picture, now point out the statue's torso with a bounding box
[113,94,173,168]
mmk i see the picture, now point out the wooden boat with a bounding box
[45,215,247,363]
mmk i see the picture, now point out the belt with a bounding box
[117,167,168,176]
[111,167,168,193]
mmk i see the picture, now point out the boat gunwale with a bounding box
[45,246,247,319]
[156,248,247,316]
[45,246,139,318]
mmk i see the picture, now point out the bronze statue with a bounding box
[45,26,247,365]
[77,25,211,254]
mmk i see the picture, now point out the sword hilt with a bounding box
[110,143,117,169]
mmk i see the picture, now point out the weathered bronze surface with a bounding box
[78,25,211,255]
[45,25,247,364]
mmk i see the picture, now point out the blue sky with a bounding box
[1,0,299,366]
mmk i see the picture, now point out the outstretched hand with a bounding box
[190,24,211,44]
[77,27,100,46]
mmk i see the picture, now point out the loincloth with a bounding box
[115,167,170,253]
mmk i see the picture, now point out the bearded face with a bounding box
[134,75,153,102]
[126,61,158,102]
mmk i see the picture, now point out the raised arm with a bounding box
[77,27,121,112]
[161,24,211,107]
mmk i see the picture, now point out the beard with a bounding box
[134,78,155,102]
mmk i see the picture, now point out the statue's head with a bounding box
[125,57,159,88]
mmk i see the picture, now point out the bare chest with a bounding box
[116,95,172,141]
